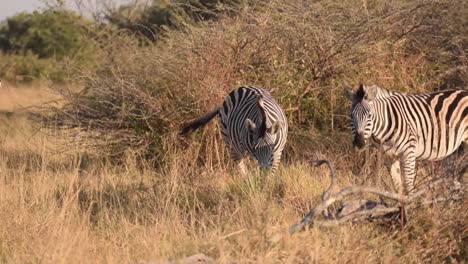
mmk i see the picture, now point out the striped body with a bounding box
[181,86,288,174]
[346,85,467,194]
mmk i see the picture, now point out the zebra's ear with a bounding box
[271,120,282,134]
[245,119,256,134]
[257,94,265,109]
[356,83,366,101]
[256,94,267,138]
[344,87,356,101]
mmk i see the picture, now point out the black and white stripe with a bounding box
[181,86,288,174]
[345,84,467,194]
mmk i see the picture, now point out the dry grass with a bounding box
[0,88,466,263]
[0,82,64,112]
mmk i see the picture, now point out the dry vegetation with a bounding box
[0,0,467,263]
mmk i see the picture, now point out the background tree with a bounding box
[104,0,243,41]
[0,9,95,60]
[0,9,96,82]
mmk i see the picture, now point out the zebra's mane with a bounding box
[363,85,397,101]
[256,94,267,138]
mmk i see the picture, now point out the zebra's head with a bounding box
[244,95,283,168]
[344,84,374,151]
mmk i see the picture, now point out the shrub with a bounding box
[0,51,53,82]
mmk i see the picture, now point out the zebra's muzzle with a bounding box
[353,133,366,151]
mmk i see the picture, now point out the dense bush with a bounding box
[0,51,81,83]
[0,51,51,82]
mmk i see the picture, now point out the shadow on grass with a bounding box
[55,181,225,226]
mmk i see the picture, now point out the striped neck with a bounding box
[368,99,390,145]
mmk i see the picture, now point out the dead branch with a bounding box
[312,207,399,227]
[315,160,336,202]
[289,160,466,234]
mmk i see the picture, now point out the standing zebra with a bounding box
[180,86,288,175]
[345,84,467,196]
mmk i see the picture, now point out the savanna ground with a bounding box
[0,0,467,263]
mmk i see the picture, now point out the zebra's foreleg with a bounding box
[229,150,247,175]
[391,158,407,226]
[390,160,403,194]
[269,151,283,176]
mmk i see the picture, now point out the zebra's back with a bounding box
[378,89,467,160]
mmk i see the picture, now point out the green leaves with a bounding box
[0,10,95,61]
[0,9,97,83]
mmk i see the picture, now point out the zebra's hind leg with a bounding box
[448,142,467,193]
[237,159,247,175]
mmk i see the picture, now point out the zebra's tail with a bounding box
[180,106,221,135]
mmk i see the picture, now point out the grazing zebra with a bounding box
[180,86,288,175]
[345,84,467,196]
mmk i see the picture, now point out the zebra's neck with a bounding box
[368,99,394,147]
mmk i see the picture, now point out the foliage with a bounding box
[0,9,97,83]
[105,0,244,40]
[0,9,95,59]
[0,51,79,83]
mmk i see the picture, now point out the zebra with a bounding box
[344,84,467,197]
[180,86,288,175]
